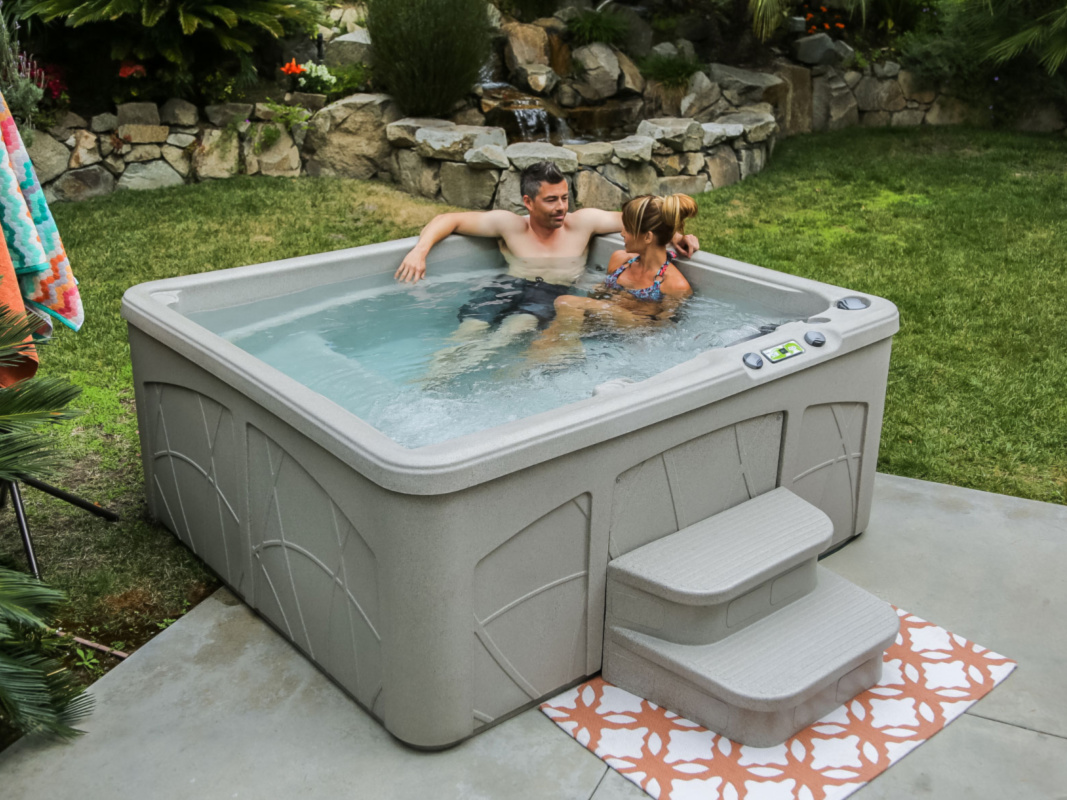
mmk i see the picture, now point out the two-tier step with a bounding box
[603,487,900,747]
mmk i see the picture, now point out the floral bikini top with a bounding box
[603,254,673,301]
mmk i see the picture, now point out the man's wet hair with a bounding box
[520,161,567,201]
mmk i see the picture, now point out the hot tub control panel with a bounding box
[761,340,805,364]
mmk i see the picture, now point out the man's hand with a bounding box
[395,248,427,283]
[672,233,700,258]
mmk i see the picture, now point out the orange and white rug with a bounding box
[541,609,1015,800]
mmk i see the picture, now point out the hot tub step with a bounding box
[606,487,832,644]
[603,567,900,747]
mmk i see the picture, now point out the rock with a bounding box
[833,41,855,69]
[925,96,982,126]
[737,146,765,179]
[679,71,723,122]
[317,24,335,43]
[1015,103,1065,133]
[253,103,276,121]
[504,141,578,172]
[440,162,499,209]
[891,109,926,127]
[204,103,254,127]
[576,167,626,210]
[416,125,508,162]
[556,83,581,108]
[450,107,487,126]
[792,33,837,66]
[616,50,645,95]
[772,62,812,137]
[51,165,115,201]
[572,43,620,101]
[844,70,863,89]
[395,149,441,199]
[898,70,937,104]
[652,151,704,177]
[285,92,327,112]
[26,132,71,183]
[465,144,510,170]
[116,124,169,144]
[90,113,118,133]
[564,141,614,166]
[192,129,241,179]
[492,169,525,213]
[326,28,373,67]
[547,31,572,78]
[601,163,630,190]
[486,1,502,31]
[516,64,559,95]
[246,123,301,177]
[828,85,859,130]
[160,98,199,126]
[52,111,88,132]
[861,110,891,127]
[636,118,703,152]
[658,174,709,196]
[625,163,659,196]
[161,145,192,177]
[116,102,160,126]
[708,64,783,107]
[784,16,807,34]
[675,39,697,61]
[611,135,654,163]
[304,94,400,178]
[701,122,744,147]
[69,129,101,169]
[650,42,678,58]
[642,79,682,118]
[611,5,653,57]
[386,118,454,148]
[124,144,161,163]
[532,16,566,34]
[502,22,549,72]
[713,110,777,143]
[854,77,906,112]
[705,146,740,188]
[874,61,901,79]
[101,153,126,176]
[117,160,185,191]
[166,132,197,148]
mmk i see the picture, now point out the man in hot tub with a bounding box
[395,161,699,383]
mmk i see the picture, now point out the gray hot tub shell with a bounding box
[121,234,899,748]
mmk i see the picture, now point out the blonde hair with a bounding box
[621,194,698,246]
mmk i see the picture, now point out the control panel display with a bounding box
[761,340,805,363]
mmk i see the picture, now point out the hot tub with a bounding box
[121,235,898,748]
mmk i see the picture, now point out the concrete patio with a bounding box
[1,473,1064,799]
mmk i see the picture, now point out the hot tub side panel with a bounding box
[128,323,890,748]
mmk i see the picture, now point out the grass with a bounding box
[0,127,1063,746]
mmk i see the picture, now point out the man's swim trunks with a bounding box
[458,275,571,326]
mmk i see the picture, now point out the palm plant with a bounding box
[978,0,1067,74]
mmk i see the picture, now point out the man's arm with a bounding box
[395,210,524,283]
[568,208,700,257]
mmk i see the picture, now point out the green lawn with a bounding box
[0,126,1063,694]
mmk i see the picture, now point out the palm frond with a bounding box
[0,571,66,630]
[748,0,789,41]
[0,430,69,481]
[0,376,82,432]
[0,647,94,738]
[0,305,39,368]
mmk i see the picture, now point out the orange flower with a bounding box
[824,22,830,28]
[820,5,827,11]
[836,22,845,28]
[280,58,305,76]
[118,61,146,79]
[806,12,813,19]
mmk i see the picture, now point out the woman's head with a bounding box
[621,194,698,247]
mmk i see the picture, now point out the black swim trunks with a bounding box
[458,275,572,326]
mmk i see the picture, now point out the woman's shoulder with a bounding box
[660,264,692,295]
[607,249,635,271]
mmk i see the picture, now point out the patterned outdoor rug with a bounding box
[541,609,1015,800]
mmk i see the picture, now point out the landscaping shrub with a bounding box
[366,0,491,117]
[639,52,704,88]
[0,11,43,129]
[567,8,630,47]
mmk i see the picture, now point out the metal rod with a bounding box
[7,482,41,580]
[19,476,120,522]
[0,480,7,509]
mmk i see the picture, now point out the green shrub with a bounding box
[567,8,630,47]
[366,0,491,117]
[327,62,372,99]
[0,12,43,130]
[639,52,703,89]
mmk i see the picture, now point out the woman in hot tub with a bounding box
[526,193,697,363]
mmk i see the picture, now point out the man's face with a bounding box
[523,180,569,228]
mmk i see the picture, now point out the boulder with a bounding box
[117,160,185,191]
[616,50,645,95]
[486,1,502,31]
[891,109,926,127]
[705,146,740,189]
[116,124,169,144]
[675,39,697,61]
[792,33,837,66]
[679,71,723,122]
[874,61,901,79]
[304,94,400,178]
[325,28,373,67]
[386,118,454,148]
[116,102,160,126]
[516,64,559,95]
[854,77,906,112]
[160,98,199,126]
[611,135,654,163]
[713,110,777,143]
[161,145,192,177]
[26,132,71,184]
[576,168,626,210]
[898,70,937,104]
[861,110,891,127]
[701,122,744,147]
[772,62,813,136]
[451,107,487,126]
[247,123,301,177]
[564,141,614,166]
[925,95,983,126]
[101,154,126,176]
[440,162,499,209]
[192,129,241,179]
[285,92,327,112]
[625,163,659,196]
[737,146,765,179]
[1014,103,1065,133]
[48,111,87,138]
[51,165,115,201]
[572,43,620,101]
[166,132,197,148]
[492,169,525,213]
[827,85,860,130]
[395,149,441,199]
[784,16,807,34]
[611,5,653,57]
[657,174,709,196]
[415,125,508,161]
[204,103,254,127]
[651,152,704,177]
[464,144,510,170]
[90,113,118,133]
[504,141,578,172]
[833,41,855,69]
[502,22,550,72]
[124,144,161,163]
[636,118,703,152]
[650,42,678,58]
[844,70,863,89]
[531,16,566,34]
[708,64,783,107]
